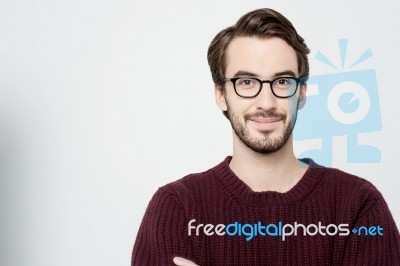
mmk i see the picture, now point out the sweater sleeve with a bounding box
[131,187,195,266]
[341,191,400,265]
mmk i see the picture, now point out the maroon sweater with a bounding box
[132,157,400,265]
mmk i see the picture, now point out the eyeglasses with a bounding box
[223,77,304,98]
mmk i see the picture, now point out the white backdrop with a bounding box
[1,0,399,265]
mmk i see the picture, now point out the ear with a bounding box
[214,85,228,111]
[297,83,307,110]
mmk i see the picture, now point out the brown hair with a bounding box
[207,8,310,89]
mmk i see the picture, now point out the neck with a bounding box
[229,133,307,193]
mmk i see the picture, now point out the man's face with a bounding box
[216,36,306,153]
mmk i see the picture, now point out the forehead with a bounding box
[225,36,298,77]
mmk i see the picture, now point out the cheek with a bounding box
[226,96,253,115]
[286,97,300,117]
[278,98,299,130]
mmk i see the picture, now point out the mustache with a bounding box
[244,110,286,121]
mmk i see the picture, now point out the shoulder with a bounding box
[304,158,382,201]
[140,170,215,222]
[306,162,393,223]
[322,166,382,200]
[154,165,219,203]
[315,164,386,217]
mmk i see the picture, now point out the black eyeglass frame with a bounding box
[223,76,305,99]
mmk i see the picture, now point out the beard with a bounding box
[225,103,298,154]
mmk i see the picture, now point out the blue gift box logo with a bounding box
[294,39,382,166]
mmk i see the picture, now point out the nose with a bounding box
[253,83,278,110]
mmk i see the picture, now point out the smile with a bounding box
[250,117,282,123]
[248,117,283,131]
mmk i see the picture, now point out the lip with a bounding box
[250,117,282,123]
[248,117,282,130]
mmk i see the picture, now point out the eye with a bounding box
[273,78,294,88]
[277,78,290,85]
[237,78,257,87]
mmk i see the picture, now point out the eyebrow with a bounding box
[233,70,297,78]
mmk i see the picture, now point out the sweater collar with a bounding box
[213,156,326,206]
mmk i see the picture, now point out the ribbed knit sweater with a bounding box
[132,157,400,265]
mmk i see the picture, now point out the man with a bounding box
[132,8,400,265]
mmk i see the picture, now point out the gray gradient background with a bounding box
[1,0,399,265]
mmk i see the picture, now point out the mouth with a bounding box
[249,117,283,123]
[247,116,284,131]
